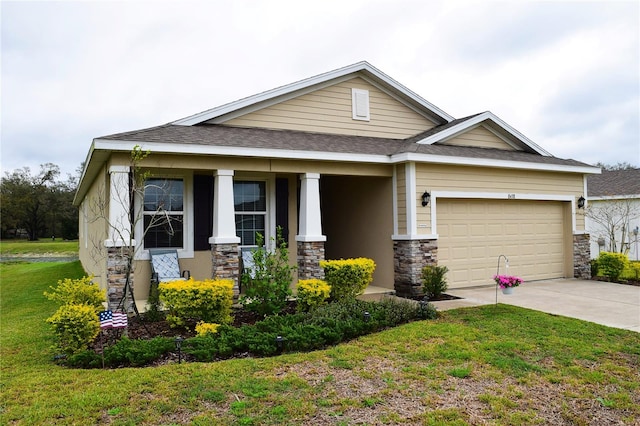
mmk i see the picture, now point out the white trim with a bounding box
[92,139,600,175]
[405,163,418,237]
[108,165,130,173]
[391,234,438,241]
[171,61,454,126]
[297,172,326,242]
[415,111,552,156]
[392,166,398,235]
[429,191,578,234]
[391,151,600,174]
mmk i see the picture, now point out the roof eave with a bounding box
[89,138,599,175]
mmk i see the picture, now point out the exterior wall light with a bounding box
[577,196,586,209]
[421,191,431,207]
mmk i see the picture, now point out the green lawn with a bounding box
[1,261,639,425]
[0,239,78,256]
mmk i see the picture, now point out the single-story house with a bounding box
[73,61,600,309]
[586,168,640,260]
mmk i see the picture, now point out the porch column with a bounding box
[573,233,591,279]
[104,165,135,311]
[209,170,241,296]
[393,238,438,298]
[296,173,326,279]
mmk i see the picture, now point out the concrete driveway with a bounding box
[432,279,640,333]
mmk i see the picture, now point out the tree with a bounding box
[594,162,638,171]
[584,199,640,254]
[0,163,79,240]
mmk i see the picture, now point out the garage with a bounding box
[437,199,568,288]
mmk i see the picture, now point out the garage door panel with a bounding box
[438,199,566,288]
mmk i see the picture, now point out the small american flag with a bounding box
[99,310,128,329]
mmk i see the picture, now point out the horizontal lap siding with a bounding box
[395,165,407,234]
[415,164,585,234]
[440,125,516,150]
[225,77,435,138]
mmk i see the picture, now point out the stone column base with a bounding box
[211,243,240,296]
[573,233,591,279]
[106,246,134,312]
[297,241,325,280]
[393,239,438,298]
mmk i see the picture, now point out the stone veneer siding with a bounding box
[394,239,438,298]
[297,241,325,280]
[106,246,134,312]
[211,243,240,296]
[573,233,591,279]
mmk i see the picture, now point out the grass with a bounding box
[1,261,639,425]
[0,239,78,256]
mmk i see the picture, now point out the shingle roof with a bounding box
[587,169,640,197]
[97,124,593,168]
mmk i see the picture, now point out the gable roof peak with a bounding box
[171,61,454,126]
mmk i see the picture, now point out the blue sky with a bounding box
[2,0,638,178]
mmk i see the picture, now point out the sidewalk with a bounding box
[431,279,640,333]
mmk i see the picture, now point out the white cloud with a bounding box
[1,0,638,176]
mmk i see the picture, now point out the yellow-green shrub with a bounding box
[296,279,331,312]
[598,252,629,282]
[320,258,376,300]
[195,322,220,337]
[159,278,233,327]
[43,276,105,313]
[46,303,101,355]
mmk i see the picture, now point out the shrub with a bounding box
[598,252,629,282]
[421,265,449,299]
[296,279,331,312]
[590,258,599,278]
[320,258,376,300]
[46,303,101,355]
[43,276,105,313]
[195,322,220,337]
[240,227,296,316]
[159,278,234,327]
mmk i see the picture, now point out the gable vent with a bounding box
[351,88,370,121]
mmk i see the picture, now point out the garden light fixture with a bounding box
[275,335,285,354]
[175,336,184,363]
[421,191,431,207]
[363,311,371,322]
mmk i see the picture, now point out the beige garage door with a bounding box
[437,199,566,288]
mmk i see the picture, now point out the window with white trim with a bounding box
[234,181,266,246]
[143,178,184,248]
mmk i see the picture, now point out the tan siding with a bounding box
[78,165,109,291]
[140,155,391,177]
[415,164,585,233]
[439,125,518,150]
[322,176,394,289]
[223,77,436,138]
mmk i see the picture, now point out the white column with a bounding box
[105,165,135,247]
[296,173,326,242]
[209,169,241,244]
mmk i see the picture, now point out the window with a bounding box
[143,178,184,248]
[234,181,266,246]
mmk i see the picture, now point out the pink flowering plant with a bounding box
[493,275,523,289]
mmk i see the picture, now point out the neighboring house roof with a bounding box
[171,61,455,126]
[95,123,594,171]
[587,169,640,198]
